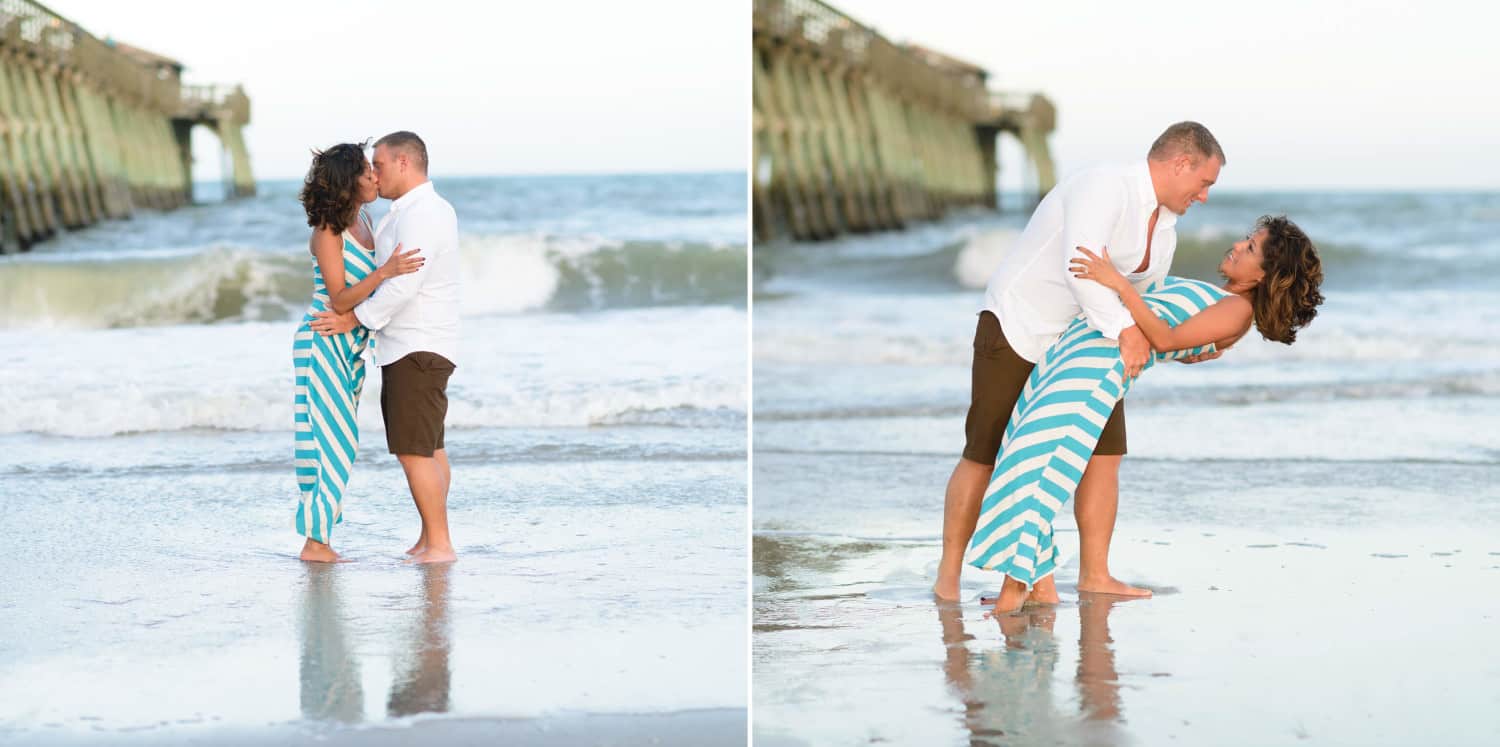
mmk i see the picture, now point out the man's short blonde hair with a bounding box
[375,130,428,173]
[1148,121,1225,165]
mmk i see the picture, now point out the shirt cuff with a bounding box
[352,304,374,330]
[1095,317,1131,341]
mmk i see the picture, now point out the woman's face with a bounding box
[1221,227,1268,287]
[356,159,378,204]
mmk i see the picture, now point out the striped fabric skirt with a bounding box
[292,317,369,544]
[965,277,1230,586]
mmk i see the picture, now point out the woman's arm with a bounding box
[311,229,423,314]
[1070,247,1251,353]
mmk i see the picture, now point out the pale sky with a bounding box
[840,0,1500,190]
[52,0,747,180]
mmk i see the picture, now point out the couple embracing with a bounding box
[291,131,461,565]
[935,122,1325,613]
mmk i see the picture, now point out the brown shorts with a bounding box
[962,311,1125,465]
[380,352,455,457]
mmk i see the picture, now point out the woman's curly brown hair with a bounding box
[1248,215,1324,344]
[298,140,370,234]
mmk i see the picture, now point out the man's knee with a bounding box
[953,457,994,488]
[1085,453,1122,470]
[396,452,436,468]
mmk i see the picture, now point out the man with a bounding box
[313,131,462,564]
[933,121,1225,607]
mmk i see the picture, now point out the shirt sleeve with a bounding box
[352,206,440,331]
[1059,172,1134,340]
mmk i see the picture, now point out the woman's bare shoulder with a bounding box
[1216,293,1253,313]
[310,225,342,255]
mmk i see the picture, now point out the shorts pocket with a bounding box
[412,353,455,375]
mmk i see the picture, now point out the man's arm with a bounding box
[1059,172,1136,341]
[352,208,442,331]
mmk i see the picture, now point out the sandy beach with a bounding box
[0,427,746,744]
[754,452,1500,745]
[4,709,745,746]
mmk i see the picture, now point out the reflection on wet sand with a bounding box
[1075,594,1123,722]
[388,563,453,717]
[298,563,454,725]
[299,564,364,723]
[938,592,1132,744]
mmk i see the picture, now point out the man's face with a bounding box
[371,145,400,199]
[1170,154,1221,214]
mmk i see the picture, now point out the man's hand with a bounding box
[1118,325,1149,379]
[1177,350,1224,364]
[310,310,358,336]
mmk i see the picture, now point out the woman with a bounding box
[1070,214,1325,353]
[293,142,423,562]
[966,215,1324,611]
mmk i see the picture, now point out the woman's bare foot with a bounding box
[406,546,456,564]
[1028,576,1061,604]
[983,575,1061,606]
[990,576,1029,615]
[405,543,426,556]
[1077,574,1152,597]
[299,538,343,563]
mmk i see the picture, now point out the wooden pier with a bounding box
[0,0,254,253]
[752,0,1056,242]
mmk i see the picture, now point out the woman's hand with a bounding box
[1069,246,1127,292]
[377,243,424,280]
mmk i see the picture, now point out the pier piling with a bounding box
[752,0,1057,242]
[0,1,254,253]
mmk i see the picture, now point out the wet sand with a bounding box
[5,709,746,746]
[753,449,1500,746]
[0,427,746,745]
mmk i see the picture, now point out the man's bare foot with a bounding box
[1077,575,1152,597]
[299,539,343,563]
[406,547,456,564]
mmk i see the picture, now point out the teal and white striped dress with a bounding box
[292,213,376,543]
[965,276,1229,586]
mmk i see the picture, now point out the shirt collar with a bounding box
[390,180,434,213]
[1136,160,1179,227]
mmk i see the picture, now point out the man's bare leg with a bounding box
[934,457,993,600]
[299,537,343,563]
[398,451,455,564]
[1074,454,1150,597]
[405,449,449,556]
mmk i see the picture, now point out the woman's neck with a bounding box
[1221,279,1257,298]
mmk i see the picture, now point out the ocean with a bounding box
[751,189,1500,745]
[0,172,749,742]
